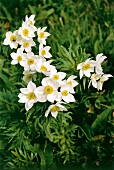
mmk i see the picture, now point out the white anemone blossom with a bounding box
[88,74,102,89]
[97,74,113,91]
[35,58,56,76]
[18,81,38,111]
[10,48,27,66]
[19,38,36,52]
[23,52,38,71]
[49,70,66,86]
[22,70,37,83]
[3,30,20,49]
[39,44,52,58]
[35,77,59,103]
[95,53,107,74]
[77,58,96,79]
[45,102,67,118]
[63,75,79,93]
[18,22,36,40]
[59,85,75,103]
[37,27,50,45]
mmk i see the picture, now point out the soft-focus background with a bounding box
[0,0,114,170]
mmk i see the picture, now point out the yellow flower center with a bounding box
[41,50,46,56]
[30,21,33,25]
[17,55,22,61]
[24,42,29,47]
[39,32,44,38]
[51,106,59,112]
[62,90,68,96]
[53,74,59,80]
[10,35,17,42]
[40,65,47,72]
[28,58,34,65]
[83,63,90,71]
[27,92,36,100]
[44,85,53,94]
[93,75,98,79]
[27,74,32,79]
[67,81,72,85]
[23,29,29,36]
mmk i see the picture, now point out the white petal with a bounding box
[51,111,58,118]
[27,81,36,91]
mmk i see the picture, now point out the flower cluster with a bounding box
[77,54,113,90]
[3,15,79,118]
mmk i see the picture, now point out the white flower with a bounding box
[89,74,102,88]
[10,48,27,66]
[19,38,36,52]
[49,70,66,86]
[35,77,59,103]
[63,75,79,93]
[18,81,38,111]
[35,58,56,76]
[23,52,38,71]
[18,22,36,40]
[77,58,96,79]
[60,85,75,103]
[45,102,67,118]
[3,30,20,49]
[37,27,50,45]
[39,45,52,58]
[95,53,107,74]
[97,74,113,91]
[22,70,37,83]
[25,15,37,31]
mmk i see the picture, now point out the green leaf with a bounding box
[91,106,114,132]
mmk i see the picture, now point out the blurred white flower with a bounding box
[35,77,59,103]
[64,75,79,93]
[3,30,20,49]
[23,52,38,71]
[25,15,37,31]
[18,22,36,40]
[95,53,107,74]
[19,38,36,52]
[37,27,50,45]
[77,58,96,79]
[97,74,113,91]
[35,58,56,76]
[39,45,52,58]
[18,81,38,111]
[45,102,67,118]
[89,74,102,88]
[49,70,66,86]
[22,70,37,83]
[60,85,75,103]
[10,48,27,66]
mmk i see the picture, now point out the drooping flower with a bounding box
[45,102,67,118]
[97,74,113,91]
[18,22,36,40]
[3,30,20,49]
[18,81,38,111]
[19,38,36,52]
[37,27,50,45]
[10,48,27,66]
[88,74,102,88]
[77,58,96,79]
[22,70,37,83]
[35,77,59,103]
[39,45,52,58]
[95,53,107,74]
